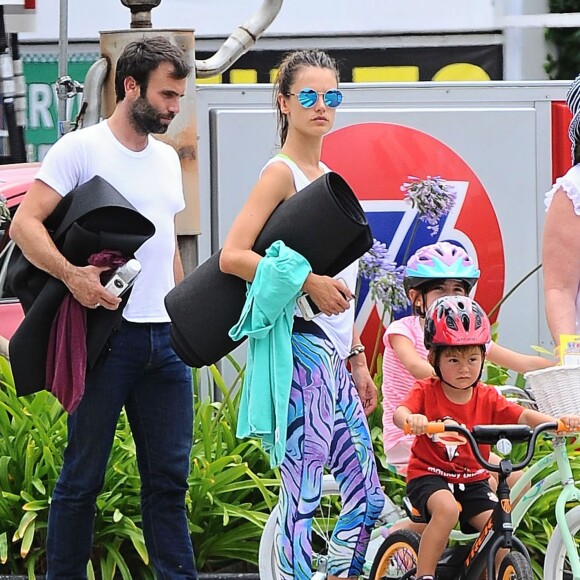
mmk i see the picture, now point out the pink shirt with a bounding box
[382,316,426,453]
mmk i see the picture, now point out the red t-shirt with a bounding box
[400,377,524,484]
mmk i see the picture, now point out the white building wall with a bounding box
[20,0,500,41]
[17,0,560,81]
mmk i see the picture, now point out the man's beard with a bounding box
[129,96,174,135]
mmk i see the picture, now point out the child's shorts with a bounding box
[407,475,498,533]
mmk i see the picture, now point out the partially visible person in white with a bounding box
[543,74,580,345]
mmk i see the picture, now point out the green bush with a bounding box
[187,362,279,571]
[0,356,65,577]
[0,343,577,580]
[546,0,580,79]
[0,356,279,578]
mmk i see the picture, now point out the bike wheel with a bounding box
[544,504,580,579]
[368,529,421,580]
[258,474,340,580]
[497,551,533,580]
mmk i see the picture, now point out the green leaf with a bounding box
[31,476,47,495]
[15,511,37,541]
[125,528,149,564]
[19,519,35,558]
[22,499,48,512]
[0,531,8,564]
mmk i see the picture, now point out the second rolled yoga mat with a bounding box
[165,172,372,368]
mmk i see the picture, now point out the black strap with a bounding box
[292,316,327,338]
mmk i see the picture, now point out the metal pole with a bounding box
[0,6,24,163]
[57,0,68,137]
[195,0,284,78]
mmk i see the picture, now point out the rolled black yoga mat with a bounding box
[165,171,372,368]
[9,176,155,396]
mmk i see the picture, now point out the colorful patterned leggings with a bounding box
[275,331,385,579]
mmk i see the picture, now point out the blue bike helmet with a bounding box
[403,241,480,296]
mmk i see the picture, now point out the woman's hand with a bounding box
[302,274,353,316]
[350,363,377,416]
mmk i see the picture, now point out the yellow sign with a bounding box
[559,334,580,366]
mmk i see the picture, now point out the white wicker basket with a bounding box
[524,365,580,417]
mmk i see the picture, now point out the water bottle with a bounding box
[104,259,141,297]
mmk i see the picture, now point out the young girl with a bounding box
[383,241,553,475]
[220,49,384,580]
[394,295,580,580]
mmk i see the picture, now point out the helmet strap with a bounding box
[416,291,427,317]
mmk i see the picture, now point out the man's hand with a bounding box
[63,264,122,310]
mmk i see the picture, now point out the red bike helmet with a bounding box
[424,296,491,350]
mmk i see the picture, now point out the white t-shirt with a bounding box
[545,164,580,331]
[36,120,185,322]
[262,154,357,359]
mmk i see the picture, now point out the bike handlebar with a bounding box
[403,420,569,472]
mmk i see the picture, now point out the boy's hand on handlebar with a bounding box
[405,414,429,435]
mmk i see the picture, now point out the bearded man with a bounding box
[10,36,197,579]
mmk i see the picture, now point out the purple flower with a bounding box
[359,239,394,280]
[369,266,409,312]
[359,238,410,312]
[401,176,456,235]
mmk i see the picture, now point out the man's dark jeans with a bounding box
[46,321,196,579]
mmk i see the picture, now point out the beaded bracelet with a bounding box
[347,344,365,360]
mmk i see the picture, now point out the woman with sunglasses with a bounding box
[220,49,384,580]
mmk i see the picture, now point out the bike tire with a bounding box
[368,529,421,580]
[543,504,580,579]
[258,474,340,580]
[497,551,533,580]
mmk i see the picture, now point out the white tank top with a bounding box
[261,154,357,359]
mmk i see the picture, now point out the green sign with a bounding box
[23,53,98,160]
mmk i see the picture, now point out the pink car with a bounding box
[0,162,40,339]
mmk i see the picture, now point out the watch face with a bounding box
[496,438,513,456]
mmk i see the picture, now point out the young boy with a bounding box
[393,295,579,580]
[383,241,553,475]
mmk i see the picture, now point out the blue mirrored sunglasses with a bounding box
[287,88,343,108]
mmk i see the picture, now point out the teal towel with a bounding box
[229,241,311,467]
